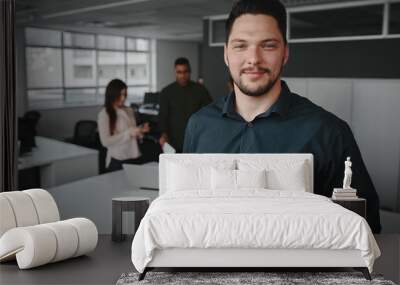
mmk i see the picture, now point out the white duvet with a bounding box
[131,190,380,273]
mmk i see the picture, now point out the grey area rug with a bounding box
[116,272,396,285]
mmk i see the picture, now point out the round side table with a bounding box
[112,196,150,242]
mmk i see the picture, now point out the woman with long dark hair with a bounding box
[98,79,150,172]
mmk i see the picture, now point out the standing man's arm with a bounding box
[158,89,169,145]
[343,124,381,233]
[200,86,213,107]
[183,117,196,153]
[329,123,382,233]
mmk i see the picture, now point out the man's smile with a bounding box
[241,68,270,80]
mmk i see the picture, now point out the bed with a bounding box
[131,154,380,280]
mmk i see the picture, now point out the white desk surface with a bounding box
[18,136,98,170]
[112,197,151,202]
[49,170,159,234]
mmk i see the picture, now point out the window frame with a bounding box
[207,0,400,47]
[25,27,152,110]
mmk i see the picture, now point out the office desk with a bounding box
[49,170,159,234]
[18,136,98,188]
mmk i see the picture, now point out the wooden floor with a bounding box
[0,234,399,285]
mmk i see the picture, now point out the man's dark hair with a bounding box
[225,0,287,44]
[174,57,191,69]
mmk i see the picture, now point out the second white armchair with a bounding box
[0,189,98,269]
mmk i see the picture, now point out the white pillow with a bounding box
[238,159,308,192]
[211,168,267,190]
[237,169,267,188]
[167,160,235,191]
[211,168,236,190]
[267,166,306,191]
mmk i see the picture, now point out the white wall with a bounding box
[156,40,200,91]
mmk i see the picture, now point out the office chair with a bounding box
[71,120,98,149]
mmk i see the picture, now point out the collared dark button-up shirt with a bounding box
[183,81,381,233]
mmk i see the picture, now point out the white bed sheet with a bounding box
[131,190,380,273]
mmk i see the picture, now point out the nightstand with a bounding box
[331,198,366,218]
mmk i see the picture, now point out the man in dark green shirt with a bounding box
[159,57,212,152]
[183,0,381,233]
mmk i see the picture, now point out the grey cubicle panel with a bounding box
[283,77,308,99]
[307,79,353,126]
[284,77,353,125]
[285,78,400,212]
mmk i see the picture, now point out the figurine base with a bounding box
[334,188,357,192]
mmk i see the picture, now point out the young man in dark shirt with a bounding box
[159,57,212,153]
[183,0,381,233]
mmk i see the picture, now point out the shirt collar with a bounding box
[221,80,292,119]
[222,92,236,117]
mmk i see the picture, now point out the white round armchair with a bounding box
[0,189,98,269]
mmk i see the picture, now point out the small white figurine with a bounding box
[342,157,353,189]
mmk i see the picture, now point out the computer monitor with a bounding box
[143,92,160,105]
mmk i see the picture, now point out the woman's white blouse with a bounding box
[97,108,141,167]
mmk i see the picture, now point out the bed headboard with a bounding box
[159,153,314,196]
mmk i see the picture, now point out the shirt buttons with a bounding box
[247,122,253,127]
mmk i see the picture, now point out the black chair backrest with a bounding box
[18,111,41,153]
[23,110,41,122]
[73,120,98,147]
